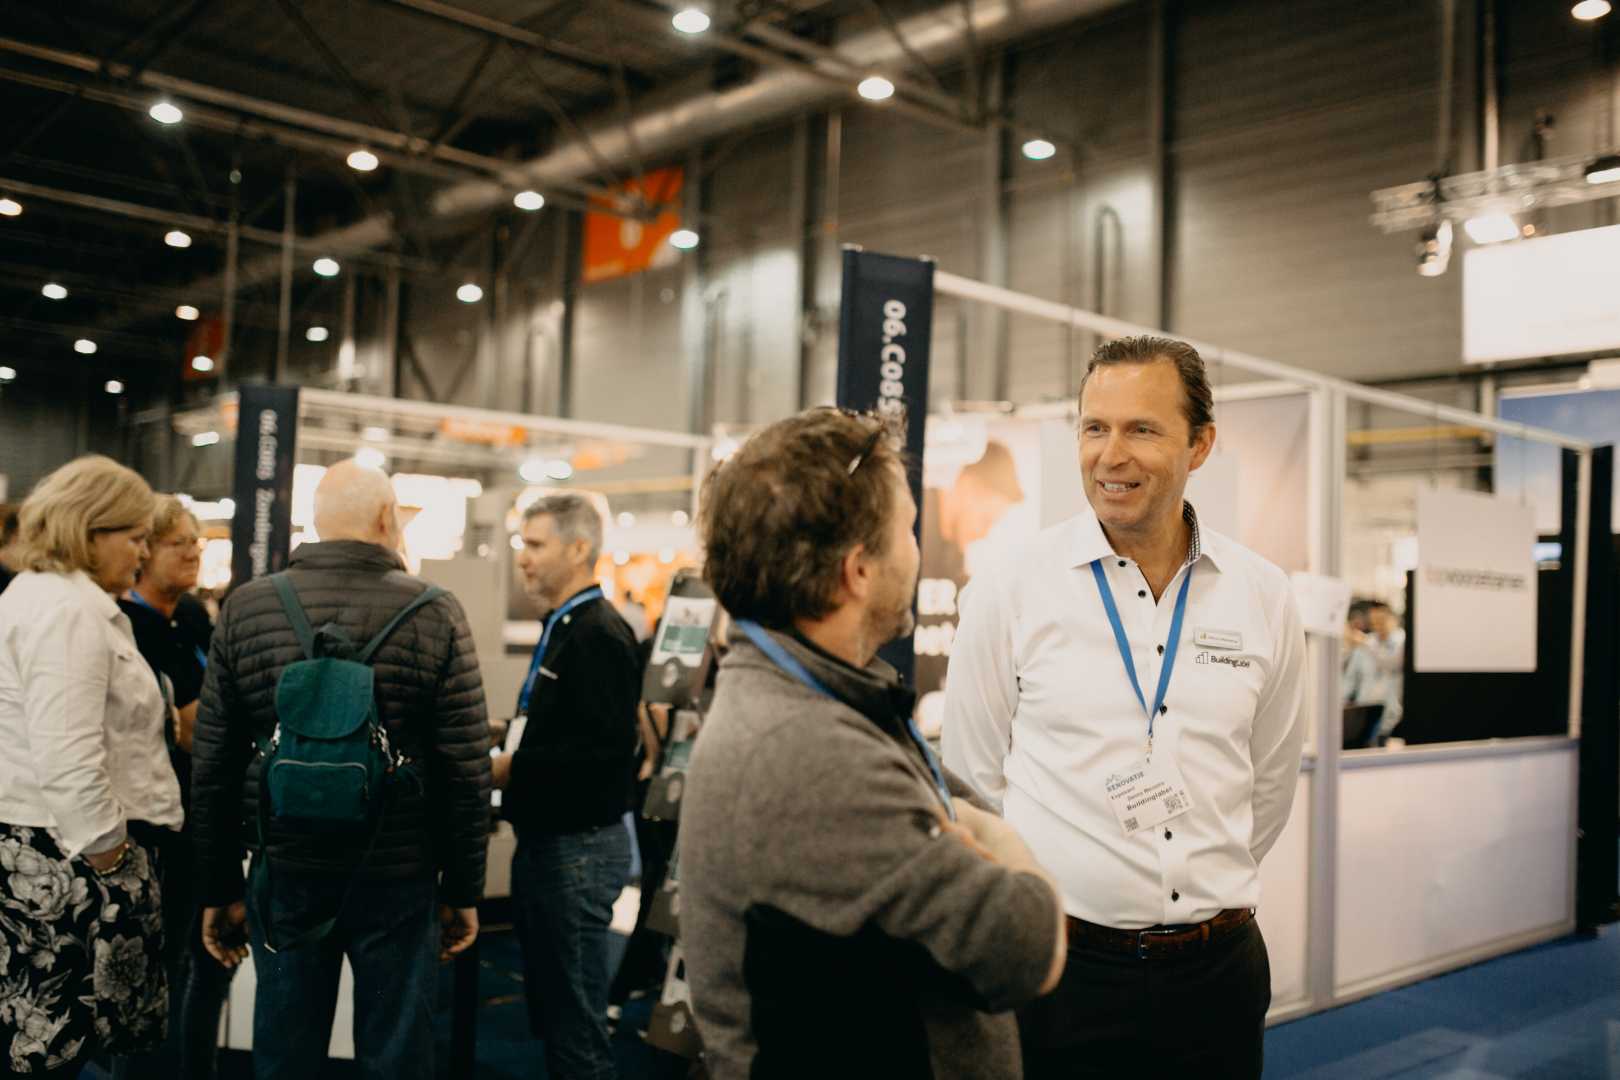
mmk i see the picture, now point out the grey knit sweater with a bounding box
[680,627,1060,1080]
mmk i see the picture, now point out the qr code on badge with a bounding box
[1163,794,1184,814]
[1123,817,1138,831]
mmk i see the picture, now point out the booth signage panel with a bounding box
[1414,488,1537,672]
[837,249,934,684]
[1464,223,1620,364]
[230,384,299,589]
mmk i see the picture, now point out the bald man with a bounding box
[191,461,494,1080]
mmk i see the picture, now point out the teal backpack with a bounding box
[250,573,445,951]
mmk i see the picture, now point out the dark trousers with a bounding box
[111,825,235,1080]
[1019,919,1271,1080]
[511,822,632,1080]
[244,871,439,1080]
[609,805,678,1005]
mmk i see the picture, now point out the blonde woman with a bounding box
[0,456,183,1078]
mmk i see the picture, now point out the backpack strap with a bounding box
[357,586,447,665]
[270,574,317,661]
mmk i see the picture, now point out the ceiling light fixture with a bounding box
[672,7,711,33]
[306,326,330,342]
[74,338,97,355]
[149,101,183,125]
[0,367,15,382]
[1021,138,1057,161]
[105,380,124,395]
[175,304,200,321]
[857,75,895,101]
[669,228,700,250]
[312,257,340,277]
[42,282,67,300]
[164,229,192,248]
[519,458,549,483]
[456,283,484,303]
[354,447,387,470]
[1464,213,1520,244]
[513,189,546,211]
[0,197,21,217]
[346,148,380,172]
[191,355,215,372]
[1585,153,1620,184]
[362,426,389,442]
[546,460,573,480]
[192,431,221,447]
[1572,0,1611,19]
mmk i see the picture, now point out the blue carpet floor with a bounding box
[1263,926,1620,1078]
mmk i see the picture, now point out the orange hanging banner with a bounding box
[582,167,684,284]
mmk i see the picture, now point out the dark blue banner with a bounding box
[836,247,935,684]
[229,384,299,591]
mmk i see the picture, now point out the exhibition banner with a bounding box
[836,248,935,684]
[230,384,300,590]
[1414,488,1537,672]
[582,166,684,284]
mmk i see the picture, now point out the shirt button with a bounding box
[1160,705,1168,715]
[1164,829,1173,841]
[1118,560,1127,568]
[1137,589,1147,599]
[1157,644,1165,655]
[1171,890,1180,902]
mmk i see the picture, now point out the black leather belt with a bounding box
[1065,907,1255,960]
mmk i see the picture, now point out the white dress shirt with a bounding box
[942,504,1306,929]
[0,570,184,857]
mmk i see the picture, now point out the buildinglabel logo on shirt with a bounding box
[1195,651,1252,669]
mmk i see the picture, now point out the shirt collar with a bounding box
[68,570,122,621]
[1066,501,1223,573]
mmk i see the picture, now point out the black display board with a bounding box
[1576,445,1618,930]
[835,247,934,685]
[228,384,299,590]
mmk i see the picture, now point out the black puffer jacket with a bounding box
[191,541,492,909]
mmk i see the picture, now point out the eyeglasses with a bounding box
[846,426,885,477]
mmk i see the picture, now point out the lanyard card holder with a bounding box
[645,943,704,1061]
[645,843,683,939]
[643,571,720,708]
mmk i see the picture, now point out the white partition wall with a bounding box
[1335,741,1577,998]
[1259,770,1312,1014]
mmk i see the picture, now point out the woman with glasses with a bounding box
[112,496,231,1080]
[0,456,181,1078]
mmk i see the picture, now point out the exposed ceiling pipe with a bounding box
[165,0,1124,306]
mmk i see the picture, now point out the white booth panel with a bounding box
[223,953,357,1059]
[1259,772,1311,1012]
[1334,745,1576,996]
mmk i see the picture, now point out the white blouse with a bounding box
[0,570,183,858]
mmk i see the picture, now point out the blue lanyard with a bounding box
[517,586,603,715]
[735,619,956,822]
[1089,560,1193,751]
[128,589,208,671]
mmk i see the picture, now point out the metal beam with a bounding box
[0,36,632,212]
[375,0,617,84]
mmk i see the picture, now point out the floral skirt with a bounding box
[0,823,167,1074]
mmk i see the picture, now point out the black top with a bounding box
[119,591,214,708]
[190,540,493,907]
[0,565,14,596]
[118,590,213,806]
[504,589,641,836]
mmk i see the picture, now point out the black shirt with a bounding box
[119,591,214,804]
[504,590,641,835]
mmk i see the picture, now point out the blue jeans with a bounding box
[511,824,631,1080]
[244,869,438,1080]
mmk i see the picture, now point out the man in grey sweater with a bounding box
[682,408,1066,1079]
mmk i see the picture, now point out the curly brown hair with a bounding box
[699,407,903,628]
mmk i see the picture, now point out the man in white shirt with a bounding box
[943,335,1307,1079]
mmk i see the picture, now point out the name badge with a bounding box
[1104,753,1195,837]
[1194,627,1243,651]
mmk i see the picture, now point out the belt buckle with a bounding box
[1136,926,1179,960]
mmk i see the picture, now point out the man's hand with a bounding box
[491,752,513,789]
[175,701,199,754]
[439,905,479,962]
[947,799,1043,867]
[202,902,250,968]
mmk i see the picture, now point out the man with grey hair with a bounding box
[492,493,640,1080]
